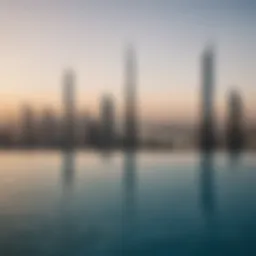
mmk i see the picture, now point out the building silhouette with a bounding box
[76,111,89,147]
[200,46,216,152]
[20,105,37,147]
[63,69,76,149]
[0,121,13,147]
[100,94,115,148]
[40,108,57,147]
[86,118,101,148]
[124,45,138,149]
[226,89,244,152]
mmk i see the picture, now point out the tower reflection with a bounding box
[62,150,75,193]
[199,154,215,220]
[228,151,243,172]
[123,152,137,236]
[60,151,76,255]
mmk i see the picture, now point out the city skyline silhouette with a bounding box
[0,41,252,150]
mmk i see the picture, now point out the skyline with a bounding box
[0,43,249,150]
[0,1,255,124]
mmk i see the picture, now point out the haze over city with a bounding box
[0,0,255,125]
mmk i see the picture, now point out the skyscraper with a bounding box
[100,94,115,148]
[63,69,75,149]
[124,45,138,149]
[226,89,244,151]
[20,104,36,147]
[200,46,216,151]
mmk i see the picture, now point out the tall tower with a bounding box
[124,45,138,149]
[100,94,115,148]
[226,89,244,151]
[200,46,216,151]
[63,69,75,149]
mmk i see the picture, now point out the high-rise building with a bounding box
[86,118,101,148]
[0,121,13,147]
[63,69,75,149]
[200,46,216,151]
[100,94,115,148]
[40,108,57,147]
[124,45,138,149]
[226,89,244,151]
[20,105,36,147]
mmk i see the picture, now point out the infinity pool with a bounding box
[0,151,256,255]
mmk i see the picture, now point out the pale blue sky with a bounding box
[0,0,255,123]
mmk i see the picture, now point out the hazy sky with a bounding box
[0,0,255,123]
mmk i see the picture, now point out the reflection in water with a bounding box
[60,151,104,254]
[199,154,215,220]
[123,152,137,238]
[60,151,76,255]
[62,150,75,193]
[2,152,256,254]
[228,151,242,171]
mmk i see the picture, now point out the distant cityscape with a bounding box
[0,44,255,151]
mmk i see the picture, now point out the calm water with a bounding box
[1,151,256,255]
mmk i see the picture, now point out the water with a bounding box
[1,151,256,255]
